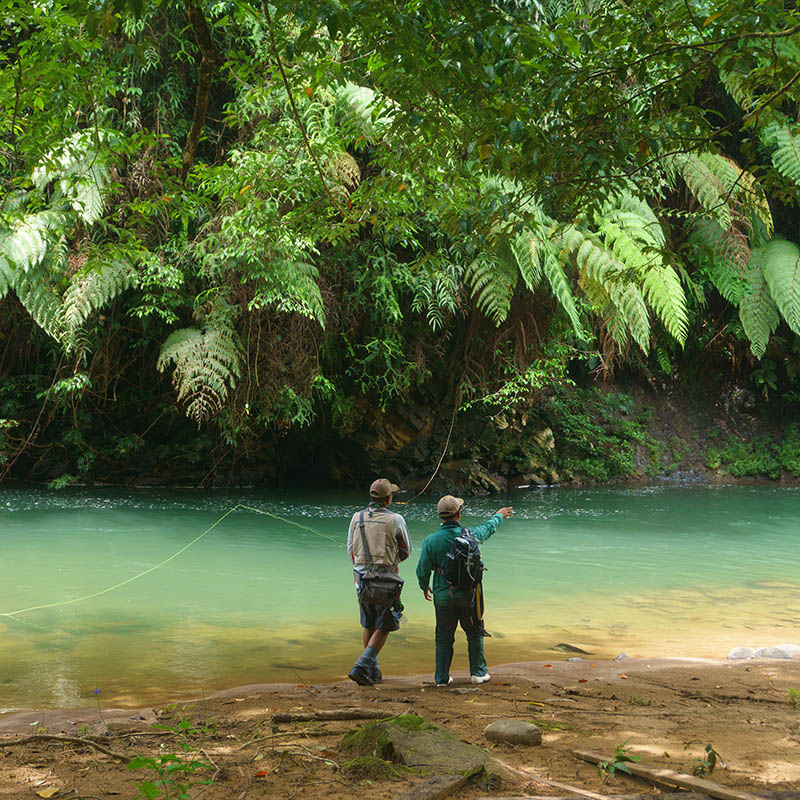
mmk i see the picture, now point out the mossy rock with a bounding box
[340,713,493,775]
[341,755,416,781]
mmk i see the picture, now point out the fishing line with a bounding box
[395,400,458,506]
[0,503,342,619]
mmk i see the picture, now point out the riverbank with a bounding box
[3,657,800,798]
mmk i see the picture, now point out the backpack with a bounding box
[442,528,484,591]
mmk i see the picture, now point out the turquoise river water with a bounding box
[1,484,799,712]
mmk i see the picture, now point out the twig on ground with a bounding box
[271,708,386,722]
[0,733,131,762]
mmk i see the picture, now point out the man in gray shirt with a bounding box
[346,478,411,685]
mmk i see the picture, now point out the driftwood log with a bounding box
[574,749,766,800]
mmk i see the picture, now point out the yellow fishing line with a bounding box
[0,503,342,619]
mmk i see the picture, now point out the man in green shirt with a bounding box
[416,495,513,686]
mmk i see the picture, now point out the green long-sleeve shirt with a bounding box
[415,514,504,602]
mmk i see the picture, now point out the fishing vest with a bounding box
[351,506,399,568]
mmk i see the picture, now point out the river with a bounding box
[1,484,798,711]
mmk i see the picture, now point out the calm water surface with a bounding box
[1,484,799,711]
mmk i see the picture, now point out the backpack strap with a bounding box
[358,510,373,564]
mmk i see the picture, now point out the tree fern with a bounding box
[739,247,780,359]
[157,325,243,425]
[62,253,139,349]
[761,238,800,335]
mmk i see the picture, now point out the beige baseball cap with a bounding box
[370,478,400,498]
[437,495,464,518]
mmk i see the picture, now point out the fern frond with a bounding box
[739,247,780,358]
[14,266,64,340]
[541,248,585,339]
[641,264,688,345]
[62,253,139,348]
[466,255,516,324]
[612,192,666,247]
[761,237,800,335]
[508,229,543,291]
[157,325,243,425]
[688,218,748,303]
[0,211,65,273]
[250,259,325,326]
[672,152,732,229]
[32,131,111,224]
[608,280,651,353]
[333,82,391,142]
[763,122,800,188]
[0,255,11,299]
[565,228,626,284]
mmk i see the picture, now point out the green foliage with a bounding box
[597,741,641,776]
[711,436,781,479]
[157,324,243,426]
[127,705,216,799]
[545,388,654,481]
[684,741,723,777]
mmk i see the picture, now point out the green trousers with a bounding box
[433,596,487,685]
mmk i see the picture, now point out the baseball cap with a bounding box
[370,478,400,498]
[437,495,464,518]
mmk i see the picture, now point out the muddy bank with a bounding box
[3,657,800,798]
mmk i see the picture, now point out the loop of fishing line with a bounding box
[0,504,341,619]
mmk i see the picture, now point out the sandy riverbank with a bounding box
[2,657,800,798]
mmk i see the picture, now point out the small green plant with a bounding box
[628,694,651,707]
[685,741,723,776]
[597,740,642,777]
[96,689,216,799]
[787,687,800,708]
[704,448,721,470]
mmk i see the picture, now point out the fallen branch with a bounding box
[238,730,330,749]
[522,773,611,800]
[487,757,609,799]
[271,709,387,723]
[574,750,764,800]
[0,733,131,763]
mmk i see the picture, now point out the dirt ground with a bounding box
[2,657,800,799]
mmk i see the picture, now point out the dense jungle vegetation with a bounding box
[2,0,800,488]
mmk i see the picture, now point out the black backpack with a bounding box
[442,528,484,591]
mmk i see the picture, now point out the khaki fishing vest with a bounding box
[351,506,399,568]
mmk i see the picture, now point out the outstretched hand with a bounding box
[495,506,514,519]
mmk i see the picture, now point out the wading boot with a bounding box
[370,664,383,684]
[348,664,375,686]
